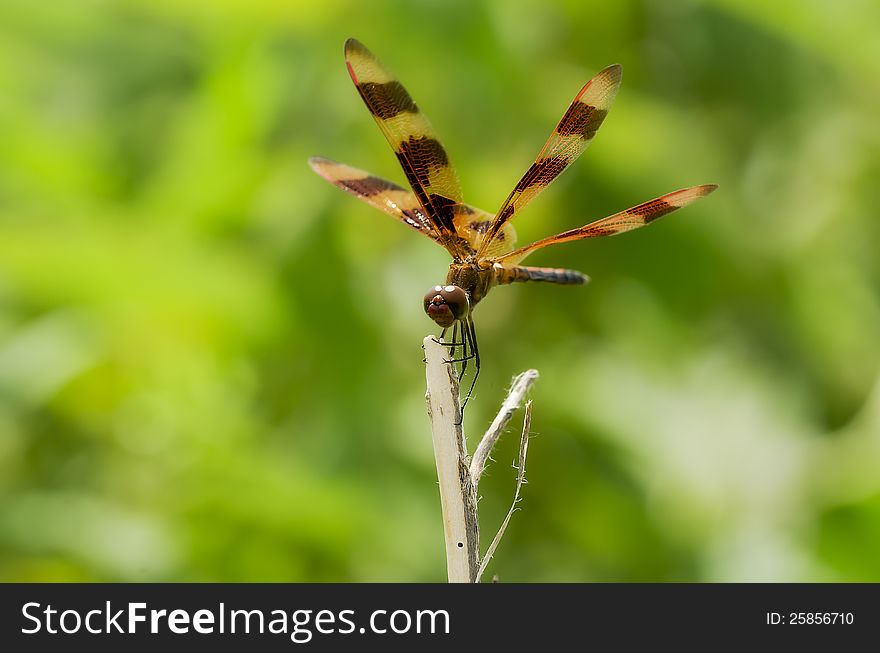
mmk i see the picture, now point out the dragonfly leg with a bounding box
[449,322,458,360]
[458,320,468,379]
[460,316,480,414]
[431,324,466,348]
[443,320,473,365]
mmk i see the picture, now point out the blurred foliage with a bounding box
[1,0,879,582]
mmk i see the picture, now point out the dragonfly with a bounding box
[310,38,716,402]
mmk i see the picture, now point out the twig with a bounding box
[424,336,539,582]
[470,369,539,489]
[423,336,480,582]
[476,400,532,582]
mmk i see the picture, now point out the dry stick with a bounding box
[471,369,539,489]
[423,336,480,583]
[424,337,539,582]
[476,400,532,583]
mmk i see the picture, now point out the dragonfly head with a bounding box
[423,285,469,328]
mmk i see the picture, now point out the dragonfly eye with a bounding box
[423,285,469,327]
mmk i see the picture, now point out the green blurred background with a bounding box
[1,0,878,582]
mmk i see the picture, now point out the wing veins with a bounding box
[493,185,718,265]
[476,64,623,258]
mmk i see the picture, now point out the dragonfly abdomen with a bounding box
[496,265,589,286]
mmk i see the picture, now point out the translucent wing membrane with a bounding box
[476,64,623,257]
[317,41,715,276]
[309,156,517,252]
[493,185,718,266]
[344,38,471,259]
[453,208,518,258]
[308,157,438,240]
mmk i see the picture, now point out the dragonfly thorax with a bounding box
[423,285,469,328]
